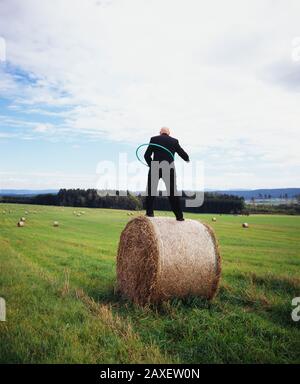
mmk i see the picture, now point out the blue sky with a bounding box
[0,0,300,190]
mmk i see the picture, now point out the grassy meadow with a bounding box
[0,203,299,363]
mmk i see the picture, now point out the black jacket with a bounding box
[144,134,189,167]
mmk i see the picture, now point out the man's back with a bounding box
[144,134,189,165]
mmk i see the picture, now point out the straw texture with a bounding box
[116,216,221,305]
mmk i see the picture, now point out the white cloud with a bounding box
[0,0,300,188]
[0,171,98,189]
[33,123,54,133]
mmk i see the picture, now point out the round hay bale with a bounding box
[20,217,26,222]
[77,213,81,217]
[212,217,217,222]
[242,223,249,228]
[53,221,59,227]
[17,221,25,227]
[116,216,221,305]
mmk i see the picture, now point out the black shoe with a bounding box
[176,217,185,221]
[146,213,154,217]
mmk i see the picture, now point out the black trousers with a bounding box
[146,167,183,219]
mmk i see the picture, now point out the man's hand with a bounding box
[175,140,189,162]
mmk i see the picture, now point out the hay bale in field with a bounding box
[53,221,59,227]
[242,223,249,228]
[17,221,25,227]
[20,217,26,222]
[116,216,221,305]
[77,213,81,217]
[212,217,217,222]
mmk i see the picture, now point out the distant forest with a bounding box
[0,188,245,214]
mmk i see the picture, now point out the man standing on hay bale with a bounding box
[144,127,190,221]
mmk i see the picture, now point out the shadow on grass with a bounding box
[86,281,220,320]
[247,273,300,296]
[218,273,299,329]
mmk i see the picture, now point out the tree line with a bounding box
[0,188,245,214]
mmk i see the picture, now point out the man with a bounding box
[144,127,190,221]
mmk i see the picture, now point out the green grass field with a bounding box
[0,203,299,363]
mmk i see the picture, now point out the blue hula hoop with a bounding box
[136,143,175,166]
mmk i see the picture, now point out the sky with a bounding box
[0,0,300,190]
